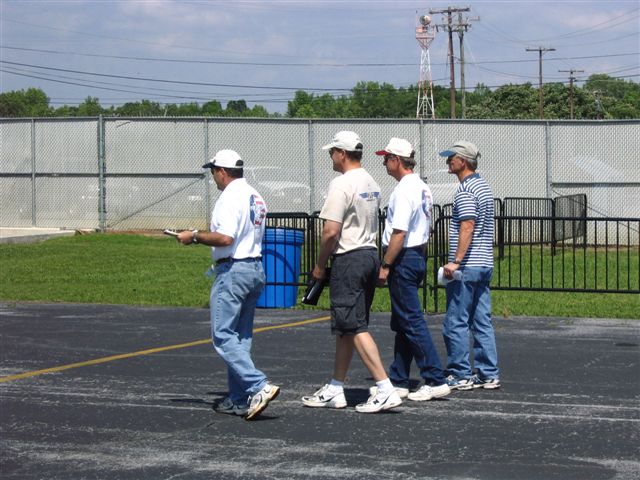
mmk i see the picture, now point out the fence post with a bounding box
[97,115,106,231]
[551,196,557,256]
[497,198,505,260]
[308,120,315,214]
[204,118,211,225]
[545,121,552,199]
[30,119,36,227]
[419,118,425,180]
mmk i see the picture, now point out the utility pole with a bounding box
[559,68,584,119]
[456,12,478,119]
[592,90,604,120]
[430,6,470,119]
[526,46,555,119]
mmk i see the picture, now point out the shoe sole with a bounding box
[433,388,452,398]
[471,380,501,390]
[455,385,474,391]
[355,398,402,413]
[245,386,280,421]
[407,394,431,402]
[215,408,248,416]
[408,389,451,402]
[301,399,347,409]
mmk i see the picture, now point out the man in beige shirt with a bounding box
[301,130,402,413]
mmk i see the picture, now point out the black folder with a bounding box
[301,268,330,305]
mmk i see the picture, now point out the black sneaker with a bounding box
[446,374,474,391]
[471,375,501,389]
[215,397,249,416]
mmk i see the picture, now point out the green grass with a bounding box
[0,233,638,319]
[0,233,213,307]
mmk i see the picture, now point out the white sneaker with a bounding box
[302,384,347,409]
[408,383,451,402]
[368,386,409,399]
[245,382,280,421]
[355,388,402,413]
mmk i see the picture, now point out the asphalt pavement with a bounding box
[0,302,638,480]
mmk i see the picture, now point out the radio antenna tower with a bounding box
[415,14,437,119]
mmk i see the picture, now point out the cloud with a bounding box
[117,0,232,28]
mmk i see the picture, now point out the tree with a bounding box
[466,83,538,119]
[77,96,103,116]
[583,74,640,119]
[115,100,163,116]
[226,100,248,116]
[0,88,52,117]
[202,100,223,116]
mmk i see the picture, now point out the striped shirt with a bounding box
[449,173,494,268]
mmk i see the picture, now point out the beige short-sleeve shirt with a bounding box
[319,168,381,254]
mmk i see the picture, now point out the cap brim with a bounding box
[202,162,215,169]
[439,149,457,157]
[321,142,336,150]
[375,150,390,156]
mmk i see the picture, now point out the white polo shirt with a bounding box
[382,173,433,248]
[209,178,267,262]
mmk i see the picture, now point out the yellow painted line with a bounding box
[0,315,330,384]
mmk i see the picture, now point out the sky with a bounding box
[1,0,638,114]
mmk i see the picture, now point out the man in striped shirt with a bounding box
[439,141,500,391]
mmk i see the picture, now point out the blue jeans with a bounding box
[443,266,499,380]
[388,247,446,387]
[210,259,267,405]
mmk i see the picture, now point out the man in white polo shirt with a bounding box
[376,138,451,402]
[176,149,279,421]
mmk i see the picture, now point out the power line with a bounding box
[1,45,637,69]
[0,60,354,92]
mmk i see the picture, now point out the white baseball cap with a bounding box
[321,131,363,152]
[375,138,414,158]
[202,149,244,169]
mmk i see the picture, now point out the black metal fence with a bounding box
[264,196,639,312]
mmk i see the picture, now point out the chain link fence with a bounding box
[1,118,638,232]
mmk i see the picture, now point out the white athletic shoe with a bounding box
[301,384,347,408]
[368,385,409,399]
[355,388,402,413]
[245,382,280,421]
[407,383,452,402]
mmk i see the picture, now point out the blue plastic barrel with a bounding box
[257,227,304,308]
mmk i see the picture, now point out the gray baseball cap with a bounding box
[439,141,481,161]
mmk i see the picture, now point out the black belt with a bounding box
[216,256,261,266]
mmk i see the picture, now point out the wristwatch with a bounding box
[381,261,393,269]
[192,230,199,244]
[453,259,461,265]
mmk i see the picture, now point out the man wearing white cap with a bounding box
[301,131,402,413]
[439,141,500,391]
[176,149,280,420]
[375,138,451,402]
